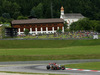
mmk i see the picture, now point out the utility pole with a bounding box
[51,2,53,18]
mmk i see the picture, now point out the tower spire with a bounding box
[61,6,64,15]
[60,6,64,18]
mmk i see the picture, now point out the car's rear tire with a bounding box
[46,65,50,70]
[61,66,65,70]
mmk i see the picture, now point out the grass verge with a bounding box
[0,39,100,49]
[0,40,100,61]
[65,62,100,70]
[0,45,100,61]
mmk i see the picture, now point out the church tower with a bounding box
[60,6,64,19]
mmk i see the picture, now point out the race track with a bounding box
[0,59,100,75]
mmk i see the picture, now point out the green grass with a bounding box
[0,45,100,61]
[0,39,100,49]
[0,39,100,61]
[0,46,100,55]
[65,62,100,70]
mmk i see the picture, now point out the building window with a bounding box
[48,27,52,31]
[48,24,52,26]
[54,27,57,30]
[43,27,46,31]
[32,27,35,31]
[37,27,41,31]
[37,25,41,27]
[20,28,23,32]
[59,26,62,30]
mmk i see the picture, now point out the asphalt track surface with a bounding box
[0,59,100,75]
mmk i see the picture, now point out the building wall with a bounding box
[12,22,64,35]
[64,18,79,28]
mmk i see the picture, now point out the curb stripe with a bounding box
[66,68,100,72]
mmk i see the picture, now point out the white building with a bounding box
[60,6,84,28]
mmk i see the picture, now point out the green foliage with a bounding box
[1,25,6,38]
[0,27,2,39]
[31,3,43,18]
[1,0,21,19]
[70,18,100,32]
[0,0,100,31]
[0,0,100,20]
[0,17,13,23]
[17,16,28,20]
[64,21,68,30]
[96,25,100,33]
[0,23,11,38]
[56,29,62,33]
[2,13,11,19]
[24,29,29,35]
[30,9,36,18]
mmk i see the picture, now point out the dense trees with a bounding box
[0,0,100,32]
[30,3,43,18]
[0,0,100,20]
[2,0,21,19]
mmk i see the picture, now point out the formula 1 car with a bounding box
[46,63,65,70]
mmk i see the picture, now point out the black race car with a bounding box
[46,63,65,70]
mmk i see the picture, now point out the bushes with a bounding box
[70,18,100,32]
[96,25,100,33]
[24,29,29,35]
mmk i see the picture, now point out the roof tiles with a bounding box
[12,18,64,25]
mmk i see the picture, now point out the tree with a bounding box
[96,24,100,33]
[0,17,7,23]
[0,17,13,23]
[56,29,62,33]
[2,13,11,19]
[70,18,91,31]
[24,29,29,36]
[13,11,21,19]
[2,0,21,19]
[17,16,28,20]
[64,21,68,30]
[90,20,99,31]
[96,26,100,32]
[31,3,43,18]
[30,9,36,18]
[1,0,100,20]
[1,25,6,38]
[70,21,77,31]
